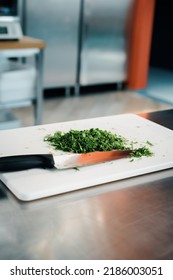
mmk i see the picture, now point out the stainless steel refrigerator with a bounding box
[21,0,134,92]
[79,0,134,87]
[21,0,80,90]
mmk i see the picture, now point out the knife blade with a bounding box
[0,150,132,172]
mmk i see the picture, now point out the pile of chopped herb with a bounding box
[44,128,154,159]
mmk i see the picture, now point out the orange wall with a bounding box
[127,0,156,90]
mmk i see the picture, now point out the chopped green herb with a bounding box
[130,146,154,158]
[44,128,154,159]
[146,140,153,146]
[74,167,80,171]
[44,128,129,153]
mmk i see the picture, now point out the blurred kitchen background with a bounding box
[0,0,172,129]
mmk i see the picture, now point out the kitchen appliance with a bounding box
[0,1,22,40]
[22,0,135,91]
[24,0,80,89]
[79,0,134,86]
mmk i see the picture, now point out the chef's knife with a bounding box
[0,150,133,172]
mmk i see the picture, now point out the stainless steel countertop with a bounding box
[0,109,173,260]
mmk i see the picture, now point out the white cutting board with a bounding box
[0,114,173,201]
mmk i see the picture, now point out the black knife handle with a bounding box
[0,154,55,172]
